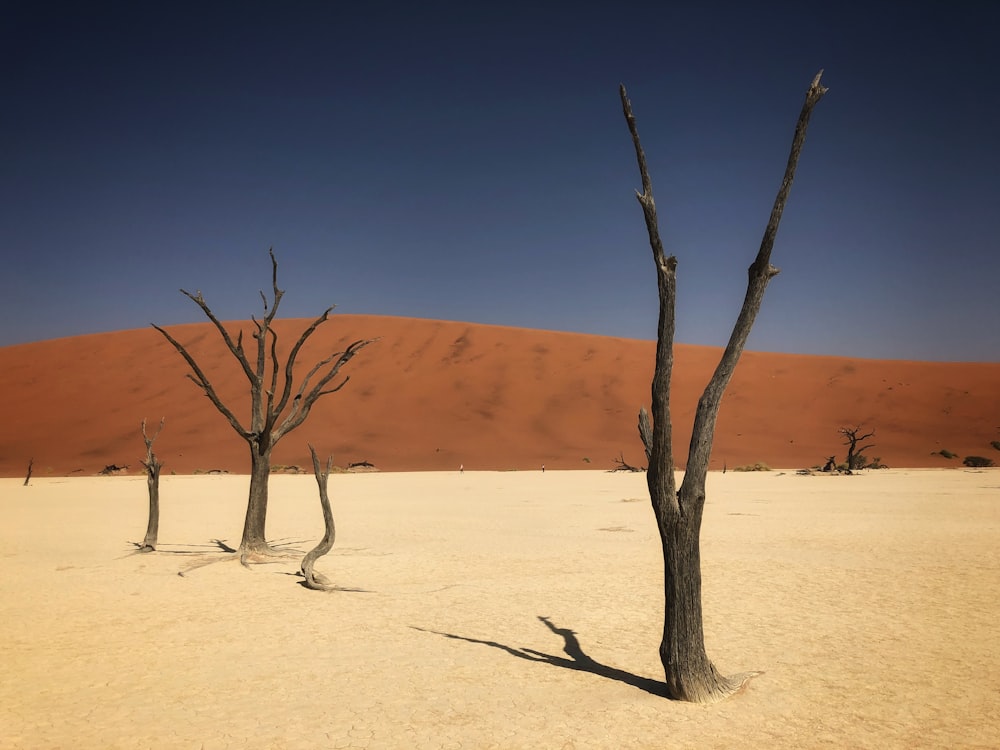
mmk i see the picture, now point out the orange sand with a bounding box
[1,315,998,477]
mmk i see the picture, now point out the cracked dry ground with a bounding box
[2,470,998,748]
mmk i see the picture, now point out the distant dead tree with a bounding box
[23,458,33,486]
[138,418,165,552]
[612,452,645,472]
[621,71,826,702]
[839,425,876,471]
[153,250,376,565]
[301,444,337,591]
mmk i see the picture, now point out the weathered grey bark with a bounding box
[139,418,165,552]
[622,71,827,702]
[840,425,875,470]
[23,458,33,487]
[301,444,337,591]
[152,250,375,564]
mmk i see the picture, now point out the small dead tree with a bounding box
[612,452,645,472]
[23,458,33,486]
[139,418,165,552]
[301,444,336,591]
[622,71,826,702]
[839,425,876,471]
[153,250,376,564]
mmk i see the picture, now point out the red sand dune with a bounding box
[1,315,998,477]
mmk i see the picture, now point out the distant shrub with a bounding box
[733,462,771,472]
[963,456,995,468]
[935,449,958,459]
[849,453,869,470]
[866,457,889,469]
[990,441,1000,452]
[582,457,591,463]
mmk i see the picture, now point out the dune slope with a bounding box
[1,315,998,476]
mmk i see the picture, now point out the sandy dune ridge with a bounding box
[1,469,997,748]
[1,315,998,477]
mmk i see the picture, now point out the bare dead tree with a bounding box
[612,452,645,472]
[839,425,876,471]
[301,444,337,591]
[621,71,826,702]
[138,418,165,552]
[23,458,33,486]
[347,460,376,470]
[153,250,376,565]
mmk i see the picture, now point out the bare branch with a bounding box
[316,376,351,398]
[264,247,284,325]
[612,451,645,472]
[680,71,826,505]
[179,289,258,386]
[140,416,166,449]
[620,85,674,273]
[152,324,251,439]
[840,425,876,444]
[621,83,679,519]
[274,338,378,443]
[271,306,336,421]
[265,325,280,426]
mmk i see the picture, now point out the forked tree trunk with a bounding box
[239,444,272,558]
[623,73,826,702]
[656,481,752,701]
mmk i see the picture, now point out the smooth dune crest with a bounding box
[1,315,998,477]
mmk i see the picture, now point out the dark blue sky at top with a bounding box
[2,1,998,360]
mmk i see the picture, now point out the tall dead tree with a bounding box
[301,444,337,591]
[139,418,165,552]
[153,250,375,564]
[840,425,876,471]
[622,72,826,702]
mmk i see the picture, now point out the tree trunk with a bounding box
[239,444,271,557]
[301,445,336,590]
[139,418,164,552]
[656,484,755,701]
[141,460,161,551]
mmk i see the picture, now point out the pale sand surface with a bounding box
[1,470,997,749]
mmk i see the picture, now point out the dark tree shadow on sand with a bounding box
[414,616,669,698]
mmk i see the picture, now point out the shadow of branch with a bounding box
[413,615,668,698]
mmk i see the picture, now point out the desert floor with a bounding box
[1,469,998,749]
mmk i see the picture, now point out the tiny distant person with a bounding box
[541,464,545,473]
[460,464,464,474]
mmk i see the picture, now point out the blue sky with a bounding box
[2,1,998,360]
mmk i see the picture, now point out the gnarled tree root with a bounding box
[678,670,764,704]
